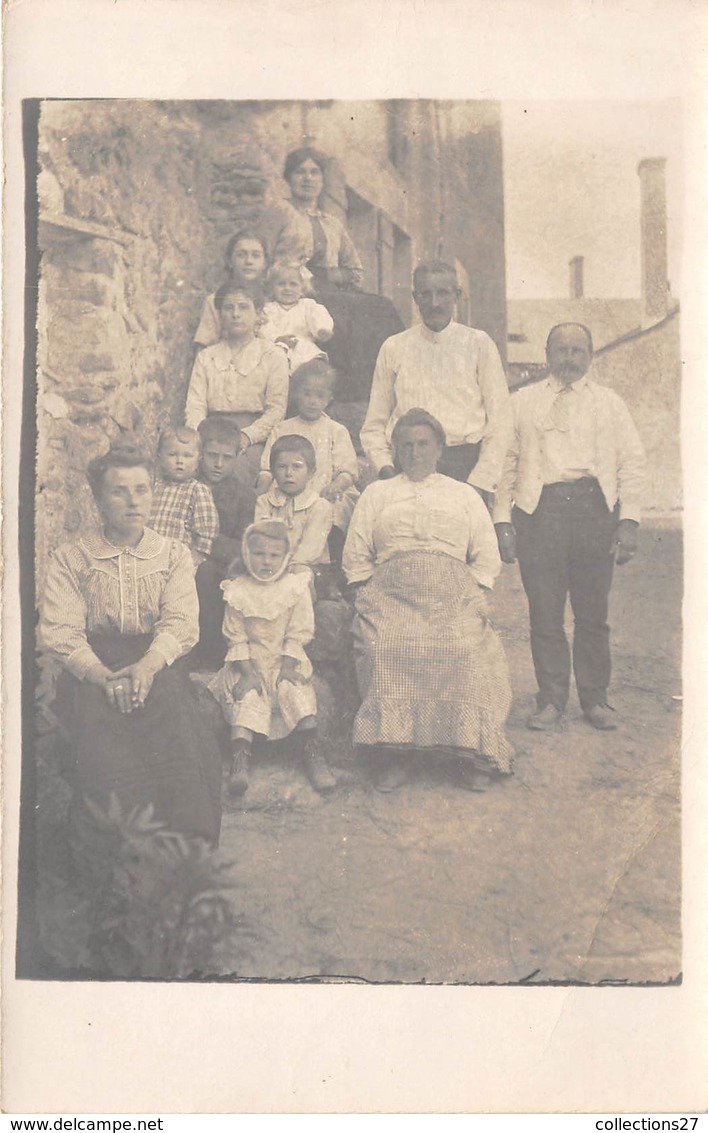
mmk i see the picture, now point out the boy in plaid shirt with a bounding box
[150,426,219,568]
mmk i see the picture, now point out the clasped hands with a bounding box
[89,654,163,714]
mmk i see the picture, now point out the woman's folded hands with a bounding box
[91,654,165,713]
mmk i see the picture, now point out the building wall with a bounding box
[507,297,643,366]
[36,100,209,576]
[590,311,681,514]
[434,101,507,355]
[205,99,508,340]
[307,99,508,348]
[34,99,507,575]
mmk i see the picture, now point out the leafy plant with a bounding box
[37,791,257,979]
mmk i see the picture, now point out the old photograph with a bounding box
[18,96,682,986]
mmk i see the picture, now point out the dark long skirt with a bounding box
[315,289,405,402]
[55,633,222,845]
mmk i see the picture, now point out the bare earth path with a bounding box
[214,521,681,984]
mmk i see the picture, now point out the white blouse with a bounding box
[342,473,501,589]
[39,529,199,679]
[184,338,289,443]
[360,321,512,493]
[220,571,314,675]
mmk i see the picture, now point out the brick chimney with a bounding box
[638,157,668,324]
[569,255,584,299]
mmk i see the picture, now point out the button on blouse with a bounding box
[342,473,501,589]
[39,528,200,679]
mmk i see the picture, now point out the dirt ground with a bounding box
[212,520,682,984]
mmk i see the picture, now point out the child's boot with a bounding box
[229,742,251,796]
[301,735,336,793]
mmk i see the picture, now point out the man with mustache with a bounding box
[493,323,645,732]
[360,260,512,504]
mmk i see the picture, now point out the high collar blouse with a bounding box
[39,528,199,679]
[342,473,501,589]
[184,338,289,442]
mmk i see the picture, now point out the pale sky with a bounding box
[502,100,683,300]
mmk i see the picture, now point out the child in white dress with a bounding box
[257,359,359,566]
[208,520,336,795]
[260,261,334,373]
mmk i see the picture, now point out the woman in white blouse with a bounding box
[39,445,222,845]
[184,279,289,487]
[342,409,514,793]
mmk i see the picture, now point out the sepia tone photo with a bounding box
[18,96,682,987]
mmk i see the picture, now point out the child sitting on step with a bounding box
[254,433,333,580]
[257,359,359,568]
[208,520,335,796]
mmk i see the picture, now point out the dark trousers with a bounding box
[195,558,228,667]
[514,478,617,713]
[437,442,481,483]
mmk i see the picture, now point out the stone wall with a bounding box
[36,100,209,575]
[35,99,508,576]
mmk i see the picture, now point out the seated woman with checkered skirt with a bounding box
[342,409,514,794]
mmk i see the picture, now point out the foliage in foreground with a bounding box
[37,790,257,980]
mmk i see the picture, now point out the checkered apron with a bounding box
[351,551,513,772]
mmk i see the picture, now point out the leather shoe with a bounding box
[526,704,564,731]
[302,742,337,792]
[584,704,617,730]
[458,763,491,792]
[228,745,251,795]
[374,759,409,792]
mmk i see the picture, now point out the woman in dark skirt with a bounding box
[39,444,222,845]
[281,146,405,412]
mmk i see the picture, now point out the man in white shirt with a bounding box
[493,323,646,732]
[360,261,512,503]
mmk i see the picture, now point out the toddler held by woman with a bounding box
[260,261,334,373]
